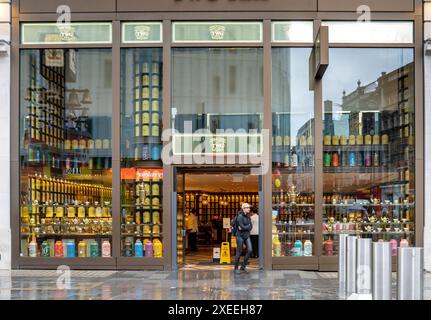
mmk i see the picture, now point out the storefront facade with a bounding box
[8,0,425,271]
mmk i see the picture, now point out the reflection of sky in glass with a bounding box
[272,48,314,144]
[324,48,414,106]
[323,48,414,137]
[322,21,413,44]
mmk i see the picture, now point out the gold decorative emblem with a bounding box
[134,25,151,41]
[209,25,226,40]
[57,25,76,42]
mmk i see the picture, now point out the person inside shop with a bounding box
[186,208,199,252]
[250,206,259,259]
[233,203,253,274]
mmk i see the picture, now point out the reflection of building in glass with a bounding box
[324,62,414,143]
[172,48,264,133]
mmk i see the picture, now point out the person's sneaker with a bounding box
[240,266,249,273]
[234,269,241,275]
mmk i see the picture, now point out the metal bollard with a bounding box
[356,238,372,294]
[372,242,392,300]
[346,236,357,294]
[338,234,348,295]
[397,247,424,300]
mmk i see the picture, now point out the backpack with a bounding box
[231,214,239,236]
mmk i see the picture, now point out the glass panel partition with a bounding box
[20,49,113,258]
[172,48,263,134]
[271,48,315,257]
[322,48,415,256]
[121,48,164,258]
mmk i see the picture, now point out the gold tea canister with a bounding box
[142,87,150,99]
[324,135,331,145]
[103,139,110,149]
[152,74,159,86]
[152,197,160,207]
[78,206,86,218]
[79,139,87,149]
[56,206,64,218]
[340,135,347,145]
[152,183,159,196]
[152,100,159,111]
[143,100,150,111]
[152,225,160,234]
[151,125,159,137]
[95,139,103,149]
[72,139,79,150]
[143,225,151,234]
[365,134,372,145]
[142,112,150,124]
[332,135,339,146]
[142,125,150,137]
[356,135,364,145]
[152,211,160,224]
[373,135,380,145]
[152,112,159,124]
[152,88,159,99]
[64,139,71,150]
[283,136,290,146]
[87,139,95,149]
[143,211,151,224]
[142,74,150,86]
[349,135,356,145]
[381,134,389,145]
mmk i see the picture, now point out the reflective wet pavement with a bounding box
[0,270,430,300]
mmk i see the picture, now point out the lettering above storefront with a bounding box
[117,0,317,12]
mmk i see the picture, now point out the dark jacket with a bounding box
[236,210,253,239]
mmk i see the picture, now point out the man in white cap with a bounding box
[232,203,253,274]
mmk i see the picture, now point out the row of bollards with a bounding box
[338,234,424,300]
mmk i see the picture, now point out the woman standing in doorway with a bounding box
[250,206,259,258]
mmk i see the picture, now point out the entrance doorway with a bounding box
[174,169,262,270]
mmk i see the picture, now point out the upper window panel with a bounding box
[173,22,262,43]
[122,22,163,43]
[322,21,413,44]
[21,23,112,45]
[272,21,314,43]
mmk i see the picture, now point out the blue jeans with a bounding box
[234,235,252,269]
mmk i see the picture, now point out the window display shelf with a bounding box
[323,166,392,173]
[122,205,163,210]
[323,231,414,235]
[322,203,414,207]
[275,223,315,227]
[275,232,315,236]
[272,204,314,208]
[21,233,112,237]
[323,145,388,152]
[121,232,163,238]
[132,136,162,144]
